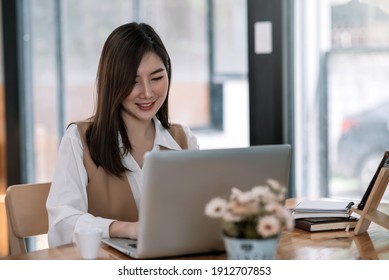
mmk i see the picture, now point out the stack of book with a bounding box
[292,199,358,232]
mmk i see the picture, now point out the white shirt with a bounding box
[46,118,199,247]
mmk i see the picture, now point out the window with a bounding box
[12,0,248,251]
[328,0,389,200]
[25,0,249,185]
[293,0,389,200]
[0,2,5,195]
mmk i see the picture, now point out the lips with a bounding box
[136,101,155,111]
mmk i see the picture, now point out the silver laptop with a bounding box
[102,144,292,259]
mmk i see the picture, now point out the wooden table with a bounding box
[2,199,389,260]
[277,198,389,260]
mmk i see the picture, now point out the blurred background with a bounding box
[1,0,389,252]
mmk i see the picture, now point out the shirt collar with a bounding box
[118,117,182,151]
[153,117,182,151]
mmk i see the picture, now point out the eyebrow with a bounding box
[136,68,165,77]
[150,68,165,75]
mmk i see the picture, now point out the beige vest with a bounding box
[76,122,188,222]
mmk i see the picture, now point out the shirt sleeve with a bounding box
[46,124,115,247]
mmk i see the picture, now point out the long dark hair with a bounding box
[86,22,172,177]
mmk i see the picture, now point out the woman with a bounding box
[46,22,199,247]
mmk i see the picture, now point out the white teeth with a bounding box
[138,102,152,107]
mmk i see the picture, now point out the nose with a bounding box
[139,81,152,98]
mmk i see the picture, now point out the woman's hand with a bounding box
[109,221,138,240]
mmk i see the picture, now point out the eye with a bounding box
[152,76,163,81]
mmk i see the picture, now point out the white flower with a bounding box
[267,178,282,192]
[267,179,286,201]
[229,187,241,200]
[251,185,269,198]
[204,179,294,239]
[222,211,243,222]
[265,202,283,215]
[229,199,259,216]
[204,197,228,218]
[265,203,294,230]
[257,215,281,238]
[255,187,277,204]
[280,207,295,230]
[230,187,257,204]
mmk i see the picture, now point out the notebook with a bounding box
[102,144,292,259]
[295,216,358,232]
[291,199,354,219]
[294,199,354,212]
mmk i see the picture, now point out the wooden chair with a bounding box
[5,182,51,255]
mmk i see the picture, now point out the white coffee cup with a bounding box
[75,228,103,260]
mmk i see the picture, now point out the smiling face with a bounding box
[121,51,169,124]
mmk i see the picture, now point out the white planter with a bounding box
[223,235,279,260]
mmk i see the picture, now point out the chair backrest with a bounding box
[5,182,51,255]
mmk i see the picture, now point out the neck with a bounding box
[124,118,155,144]
[122,117,156,168]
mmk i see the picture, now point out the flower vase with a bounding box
[223,235,279,260]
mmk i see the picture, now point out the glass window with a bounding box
[293,0,389,200]
[214,0,247,75]
[328,0,389,200]
[197,0,249,149]
[22,0,249,250]
[141,0,210,128]
[0,2,5,194]
[28,0,249,187]
[31,0,59,183]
